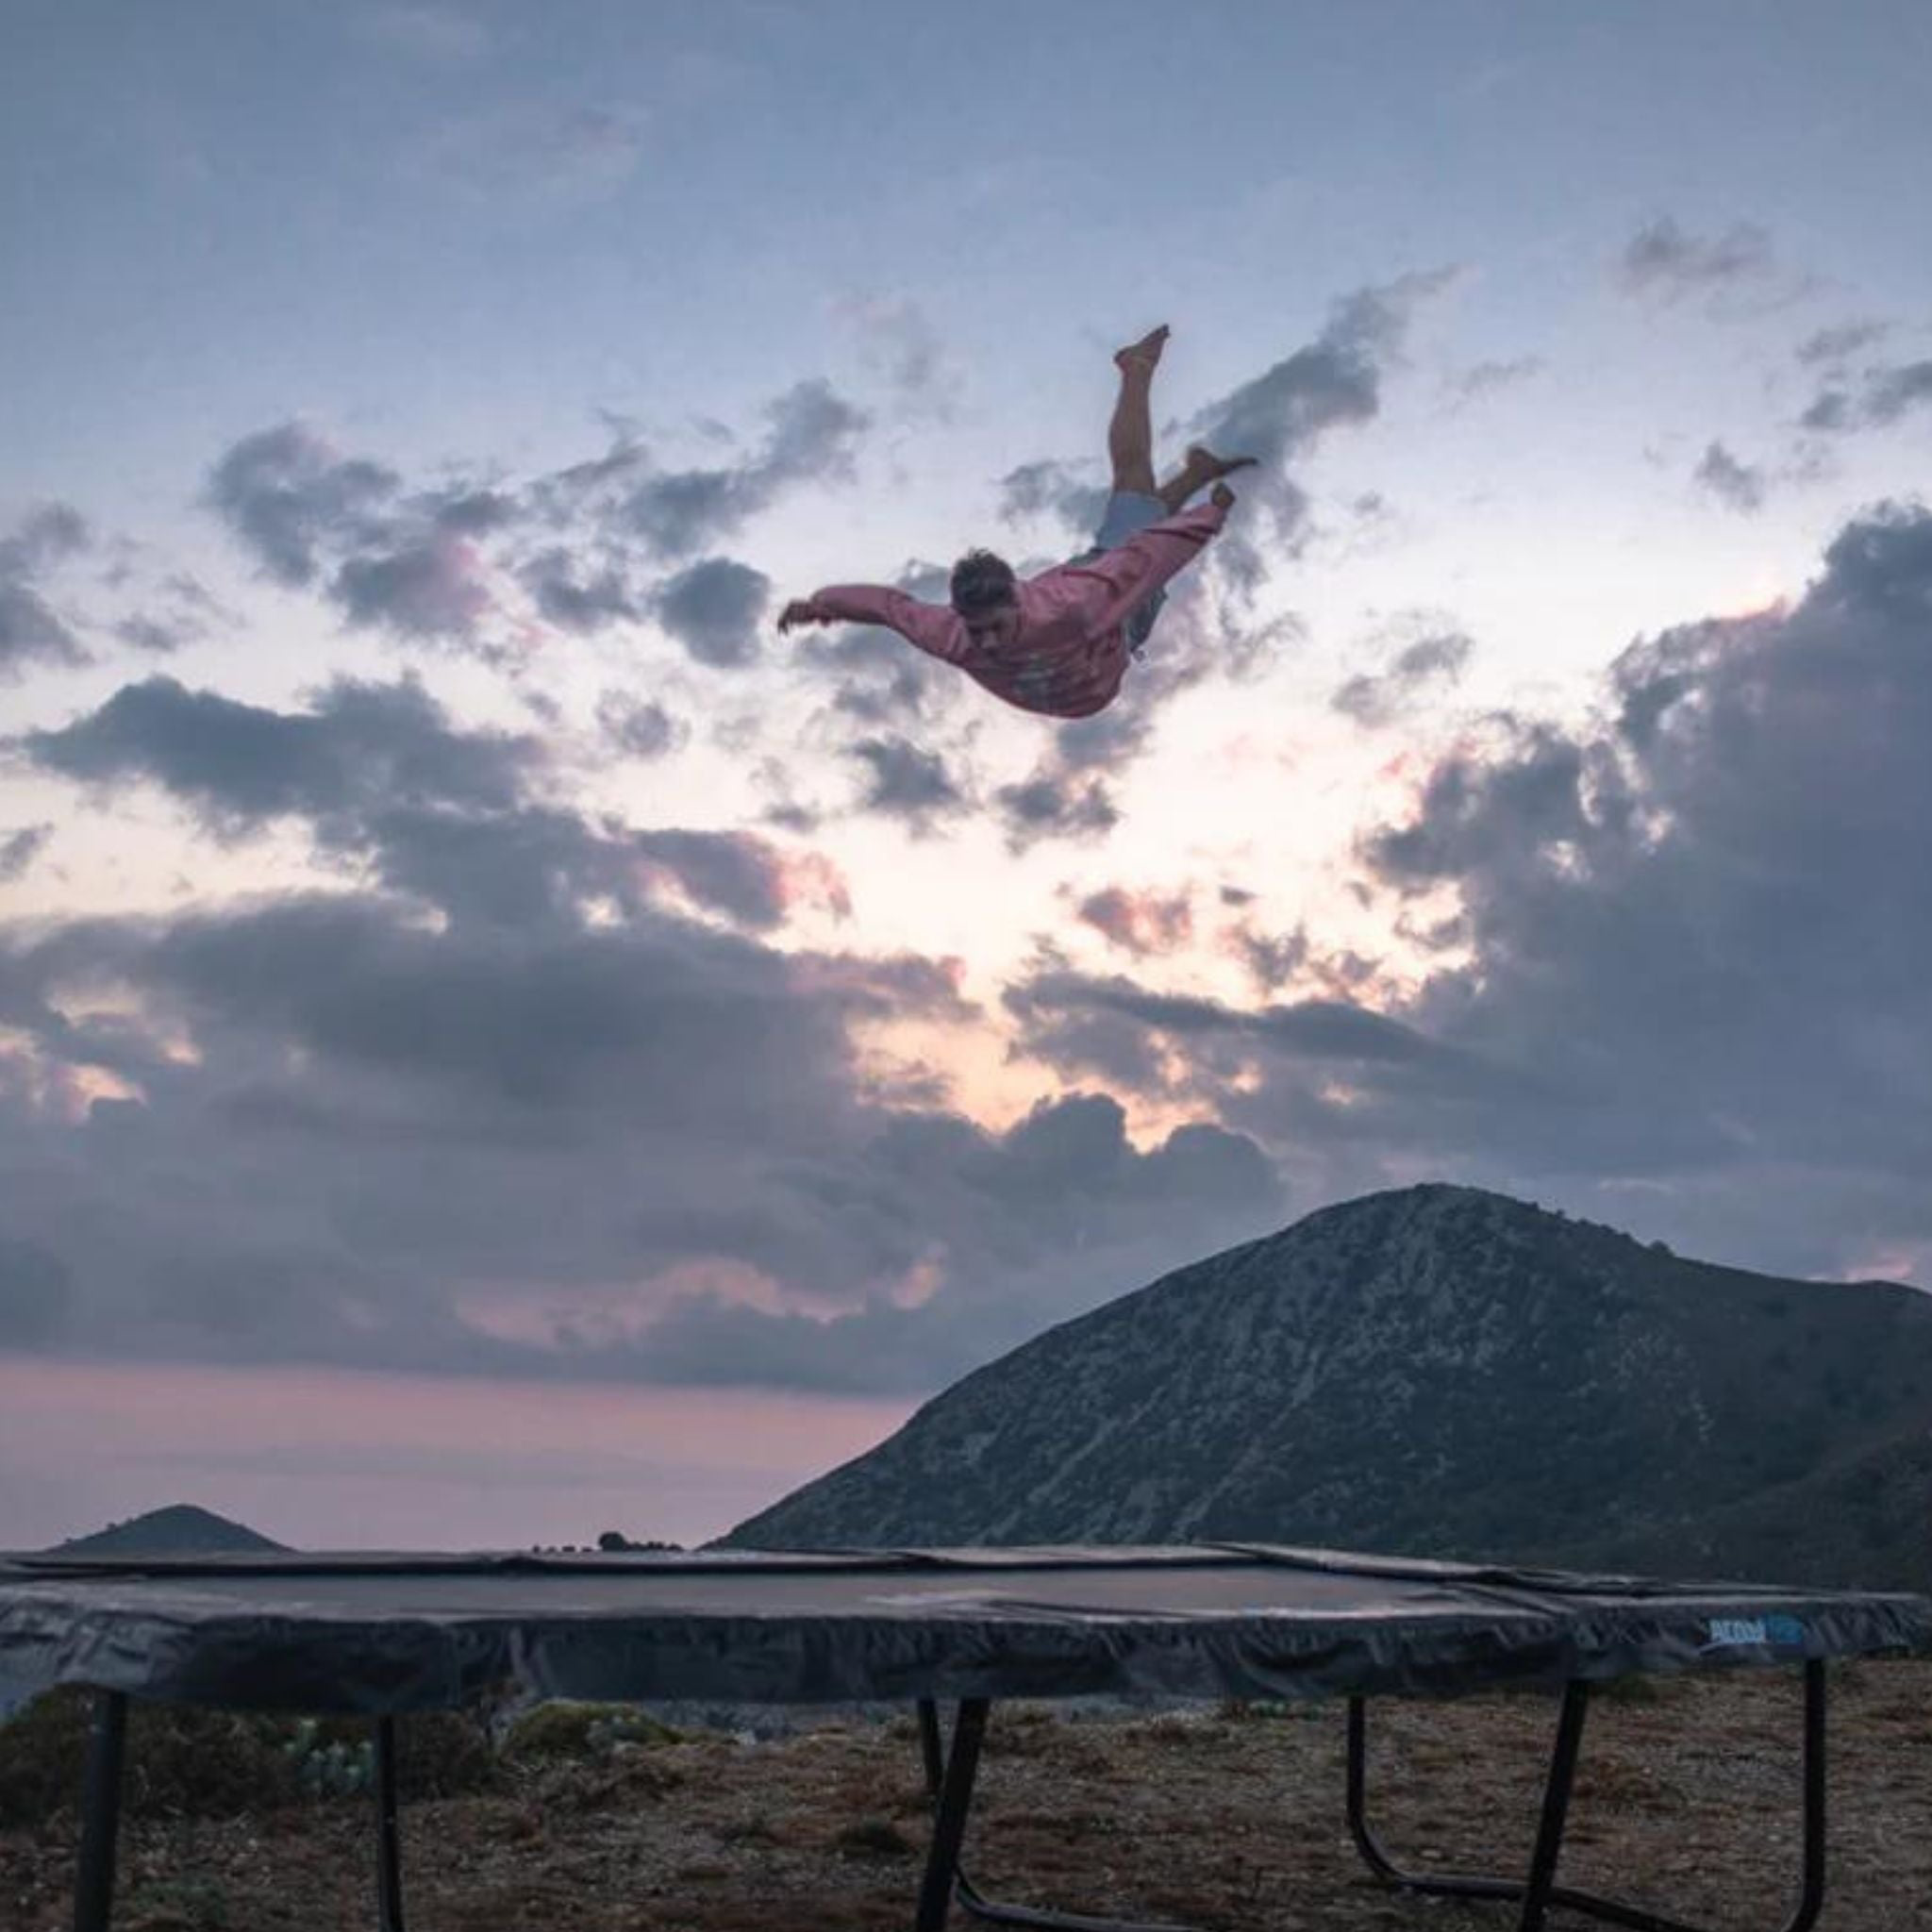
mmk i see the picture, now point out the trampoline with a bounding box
[1,1542,1924,1932]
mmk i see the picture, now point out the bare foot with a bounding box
[1114,325,1170,375]
[1185,443,1257,483]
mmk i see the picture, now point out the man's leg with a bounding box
[1108,325,1167,497]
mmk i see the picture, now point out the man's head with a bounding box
[950,549,1020,641]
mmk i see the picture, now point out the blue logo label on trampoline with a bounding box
[1700,1614,1807,1651]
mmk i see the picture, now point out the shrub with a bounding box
[0,1690,499,1827]
[500,1701,681,1763]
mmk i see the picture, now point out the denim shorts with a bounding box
[1066,489,1168,653]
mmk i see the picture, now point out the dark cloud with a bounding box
[1796,321,1890,368]
[630,829,794,931]
[1013,491,1932,1278]
[20,674,534,837]
[1076,886,1192,957]
[113,616,189,655]
[596,692,686,759]
[207,423,400,588]
[995,459,1109,537]
[520,547,638,633]
[334,532,493,638]
[0,825,51,882]
[1803,360,1932,435]
[0,865,1277,1394]
[1183,270,1458,549]
[649,558,770,669]
[0,584,87,679]
[0,504,90,578]
[847,736,969,833]
[1332,629,1474,725]
[1692,441,1768,514]
[205,382,867,656]
[994,769,1118,852]
[1619,216,1775,303]
[0,505,92,680]
[636,1094,1284,1391]
[795,561,958,725]
[620,380,870,561]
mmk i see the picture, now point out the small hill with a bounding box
[54,1504,288,1556]
[724,1184,1932,1589]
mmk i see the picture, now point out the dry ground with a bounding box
[5,1661,1931,1931]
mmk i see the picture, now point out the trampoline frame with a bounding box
[66,1662,1832,1932]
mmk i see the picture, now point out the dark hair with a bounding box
[949,549,1018,621]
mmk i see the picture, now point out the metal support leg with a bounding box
[916,1698,990,1932]
[375,1716,406,1932]
[74,1691,128,1932]
[1517,1680,1590,1932]
[911,1700,1197,1932]
[1347,1665,1830,1932]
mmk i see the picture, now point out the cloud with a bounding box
[206,386,869,656]
[1802,359,1932,435]
[1075,886,1192,957]
[20,674,534,838]
[1796,321,1891,368]
[208,424,401,589]
[996,459,1109,537]
[994,769,1118,853]
[634,1093,1285,1391]
[619,380,871,561]
[1182,269,1459,548]
[1693,441,1768,514]
[835,294,962,418]
[1331,628,1474,725]
[649,557,770,669]
[0,505,92,680]
[596,693,687,759]
[847,735,970,833]
[0,825,52,882]
[1443,357,1544,408]
[519,548,639,634]
[1618,216,1775,304]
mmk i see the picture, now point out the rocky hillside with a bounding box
[724,1185,1932,1588]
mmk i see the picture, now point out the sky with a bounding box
[3,0,1932,1551]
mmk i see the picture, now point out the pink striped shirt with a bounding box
[804,500,1229,719]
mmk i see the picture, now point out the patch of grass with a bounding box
[501,1700,681,1763]
[834,1817,916,1859]
[122,1875,229,1931]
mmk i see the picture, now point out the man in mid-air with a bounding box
[777,325,1253,719]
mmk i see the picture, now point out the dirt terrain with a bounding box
[5,1662,1931,1931]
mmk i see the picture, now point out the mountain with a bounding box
[52,1504,288,1557]
[723,1185,1932,1590]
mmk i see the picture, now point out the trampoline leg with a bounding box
[910,1700,1199,1932]
[74,1690,128,1932]
[1790,1659,1827,1932]
[1517,1679,1590,1932]
[916,1698,990,1932]
[1346,1665,1830,1932]
[375,1716,406,1932]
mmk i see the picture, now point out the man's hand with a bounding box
[776,599,824,635]
[1209,482,1237,511]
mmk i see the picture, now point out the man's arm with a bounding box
[778,585,970,664]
